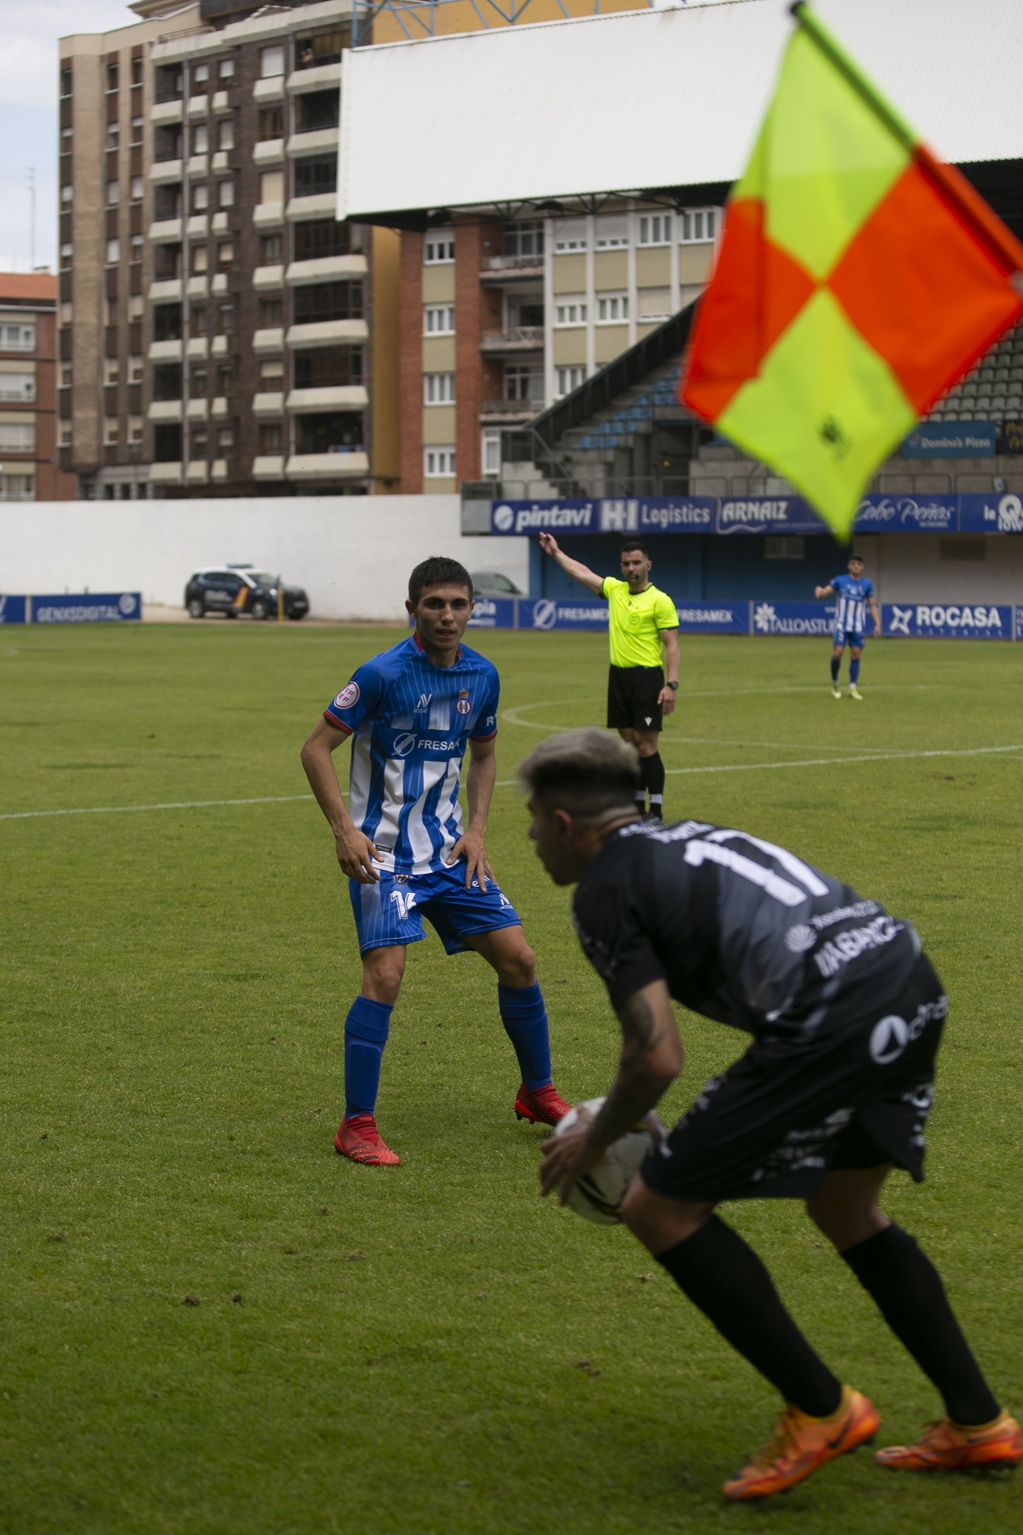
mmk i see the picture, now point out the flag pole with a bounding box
[790,1,1023,286]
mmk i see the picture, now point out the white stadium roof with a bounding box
[338,0,1023,224]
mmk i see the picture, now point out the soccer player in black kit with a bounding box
[521,727,1020,1502]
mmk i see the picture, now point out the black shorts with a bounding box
[607,665,664,732]
[641,954,947,1203]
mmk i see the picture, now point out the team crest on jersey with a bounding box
[455,690,471,716]
[334,681,360,710]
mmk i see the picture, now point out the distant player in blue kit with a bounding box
[815,553,881,700]
[300,556,568,1166]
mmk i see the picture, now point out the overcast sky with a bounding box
[0,2,141,272]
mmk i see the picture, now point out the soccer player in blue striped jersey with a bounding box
[815,554,881,701]
[300,556,568,1166]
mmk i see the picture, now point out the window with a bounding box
[293,156,337,198]
[0,324,35,352]
[191,245,209,274]
[130,115,144,145]
[258,422,283,454]
[257,106,283,142]
[594,214,628,249]
[259,357,284,384]
[0,422,35,452]
[504,364,542,403]
[481,427,502,479]
[61,185,72,206]
[219,58,235,81]
[596,293,628,323]
[638,287,671,321]
[191,365,208,395]
[424,446,455,478]
[192,62,209,90]
[192,184,209,213]
[190,305,207,337]
[424,372,455,405]
[106,123,119,150]
[216,302,234,334]
[638,213,672,247]
[129,357,143,382]
[424,305,455,335]
[131,57,143,87]
[60,127,72,155]
[679,207,720,244]
[218,118,234,151]
[553,218,587,252]
[504,220,544,260]
[424,231,455,264]
[259,233,284,263]
[556,365,586,398]
[216,240,234,269]
[217,425,234,453]
[259,298,282,326]
[60,363,72,387]
[130,235,144,263]
[104,418,121,445]
[192,123,209,155]
[104,358,121,385]
[218,179,235,209]
[293,282,361,323]
[259,169,284,204]
[106,61,119,92]
[0,471,34,501]
[60,68,72,97]
[260,45,285,78]
[190,426,209,457]
[554,296,586,326]
[106,180,119,206]
[130,175,144,200]
[106,239,120,265]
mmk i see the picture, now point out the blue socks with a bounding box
[850,657,861,685]
[498,982,552,1091]
[344,996,393,1119]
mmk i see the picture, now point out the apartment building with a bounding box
[399,200,723,492]
[59,0,399,500]
[0,272,76,503]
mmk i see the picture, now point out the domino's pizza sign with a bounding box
[883,603,1012,639]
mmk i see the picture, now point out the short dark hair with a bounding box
[408,557,474,606]
[619,540,651,560]
[518,727,641,817]
[848,553,865,563]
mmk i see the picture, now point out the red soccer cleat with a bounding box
[875,1413,1022,1473]
[723,1386,880,1501]
[334,1113,401,1166]
[514,1082,571,1126]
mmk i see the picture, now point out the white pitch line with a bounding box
[3,744,1019,823]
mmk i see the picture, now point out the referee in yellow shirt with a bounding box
[539,533,680,820]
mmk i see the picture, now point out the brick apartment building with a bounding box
[58,0,399,500]
[0,272,76,502]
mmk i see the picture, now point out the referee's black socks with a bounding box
[640,751,666,819]
[840,1223,1000,1425]
[656,1216,843,1417]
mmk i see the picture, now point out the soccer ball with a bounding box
[553,1097,667,1225]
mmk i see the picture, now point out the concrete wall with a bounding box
[0,495,530,620]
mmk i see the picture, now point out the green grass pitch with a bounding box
[2,621,1020,1535]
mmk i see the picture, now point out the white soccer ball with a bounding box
[553,1096,667,1225]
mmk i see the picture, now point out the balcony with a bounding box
[253,76,284,103]
[480,397,543,420]
[186,461,209,484]
[149,279,183,302]
[187,96,209,120]
[286,128,339,158]
[149,462,184,484]
[286,63,342,94]
[151,98,184,125]
[186,337,209,358]
[254,202,285,228]
[148,401,183,422]
[286,193,337,222]
[285,254,366,285]
[254,392,284,415]
[148,339,184,361]
[253,455,285,479]
[286,385,368,412]
[187,399,209,419]
[286,319,368,349]
[187,154,209,178]
[254,265,284,290]
[254,327,285,353]
[254,139,284,166]
[187,215,209,238]
[480,327,544,353]
[187,276,209,298]
[149,219,183,244]
[150,159,183,184]
[286,450,368,479]
[480,254,545,282]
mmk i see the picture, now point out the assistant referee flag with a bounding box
[680,1,1023,542]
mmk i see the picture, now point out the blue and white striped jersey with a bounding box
[830,573,874,636]
[323,634,500,875]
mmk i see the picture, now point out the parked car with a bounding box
[184,567,309,621]
[468,571,524,598]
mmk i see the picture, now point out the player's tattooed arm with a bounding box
[586,980,683,1149]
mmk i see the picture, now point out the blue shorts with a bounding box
[833,628,865,649]
[348,861,522,955]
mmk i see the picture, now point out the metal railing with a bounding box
[480,326,544,348]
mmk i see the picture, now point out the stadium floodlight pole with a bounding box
[790,0,1023,298]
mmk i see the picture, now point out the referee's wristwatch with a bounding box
[666,680,679,691]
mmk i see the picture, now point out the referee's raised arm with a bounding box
[538,531,606,596]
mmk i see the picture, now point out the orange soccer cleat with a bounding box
[513,1082,570,1127]
[875,1413,1022,1473]
[723,1386,880,1501]
[334,1113,400,1166]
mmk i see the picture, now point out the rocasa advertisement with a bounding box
[489,494,1023,536]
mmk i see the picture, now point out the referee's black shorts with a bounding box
[607,665,664,732]
[641,953,947,1203]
